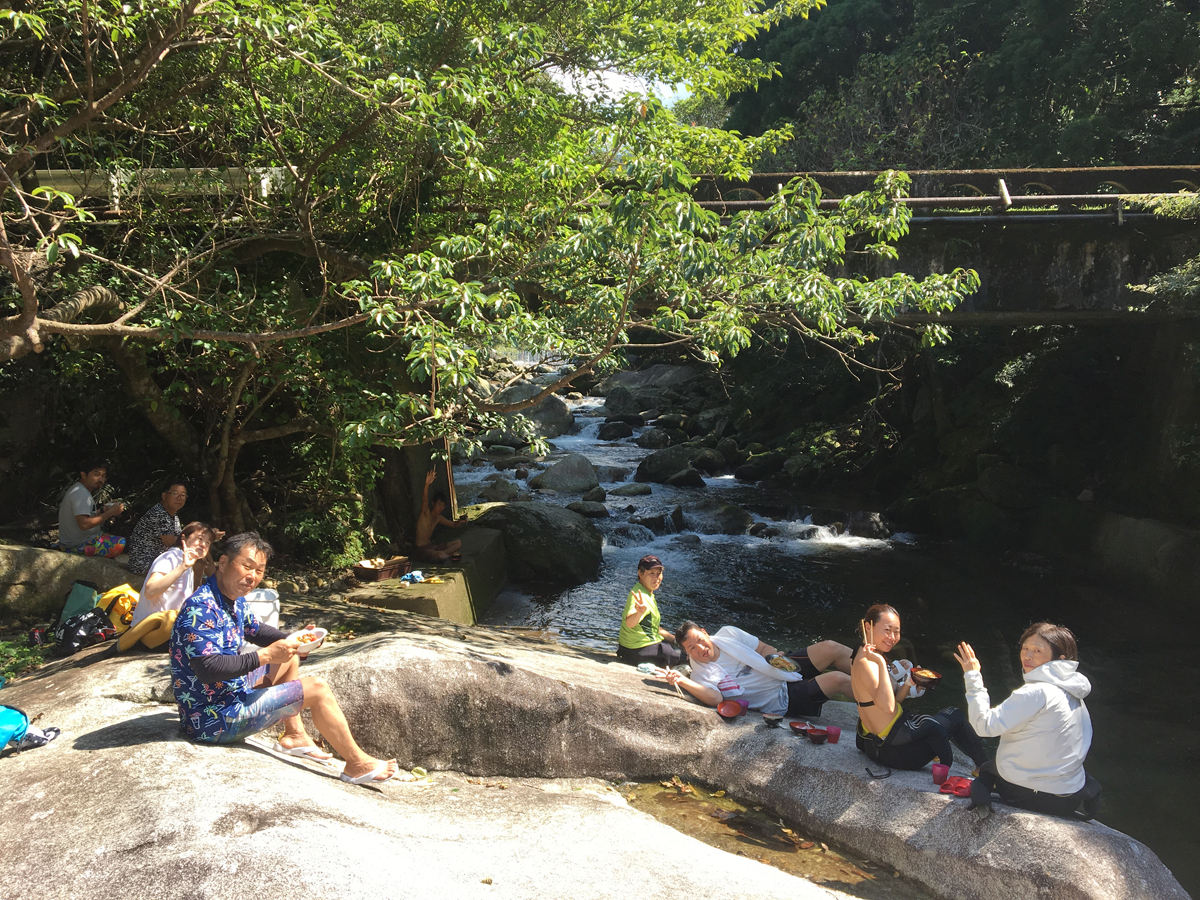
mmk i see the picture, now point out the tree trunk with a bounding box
[105,339,204,474]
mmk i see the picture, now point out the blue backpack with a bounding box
[0,705,60,752]
[0,705,29,748]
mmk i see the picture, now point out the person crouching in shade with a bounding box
[616,555,684,667]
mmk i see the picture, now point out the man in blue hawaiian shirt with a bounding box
[170,531,401,783]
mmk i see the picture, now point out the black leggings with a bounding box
[860,707,988,770]
[617,641,685,667]
[972,760,1102,819]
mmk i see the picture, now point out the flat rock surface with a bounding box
[1,615,1187,900]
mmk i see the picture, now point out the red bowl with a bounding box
[789,721,809,735]
[717,700,743,720]
[806,727,829,745]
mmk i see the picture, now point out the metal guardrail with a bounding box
[30,167,290,211]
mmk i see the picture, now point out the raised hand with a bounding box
[182,542,205,568]
[954,641,981,673]
[425,469,437,486]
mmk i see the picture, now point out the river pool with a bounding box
[460,401,1199,895]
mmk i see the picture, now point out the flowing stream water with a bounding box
[457,399,1199,895]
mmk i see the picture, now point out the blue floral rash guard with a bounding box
[169,574,268,742]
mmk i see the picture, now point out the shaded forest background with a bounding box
[721,0,1200,169]
[2,0,1200,566]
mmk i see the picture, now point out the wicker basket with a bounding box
[352,556,410,582]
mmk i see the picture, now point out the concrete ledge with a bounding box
[0,543,134,621]
[343,526,506,624]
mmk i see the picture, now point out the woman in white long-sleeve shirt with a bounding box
[954,622,1101,820]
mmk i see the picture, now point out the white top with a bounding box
[58,482,100,547]
[690,626,791,715]
[132,547,195,629]
[964,660,1093,795]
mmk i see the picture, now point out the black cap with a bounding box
[638,555,664,571]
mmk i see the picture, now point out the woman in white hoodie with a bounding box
[955,622,1100,820]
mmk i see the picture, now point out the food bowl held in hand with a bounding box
[289,626,328,655]
[765,653,799,673]
[910,667,942,688]
[717,700,744,720]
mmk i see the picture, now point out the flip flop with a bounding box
[339,761,412,784]
[271,741,335,764]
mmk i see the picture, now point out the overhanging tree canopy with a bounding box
[0,0,978,536]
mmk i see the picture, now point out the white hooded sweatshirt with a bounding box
[964,660,1092,795]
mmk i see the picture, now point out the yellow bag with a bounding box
[97,584,140,634]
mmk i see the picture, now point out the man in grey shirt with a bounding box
[57,458,126,558]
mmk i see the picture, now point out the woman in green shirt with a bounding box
[616,555,685,666]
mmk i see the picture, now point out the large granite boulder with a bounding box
[478,478,520,502]
[0,621,1185,900]
[0,634,842,900]
[528,453,600,493]
[597,421,633,441]
[633,427,673,449]
[682,498,754,535]
[566,501,609,519]
[0,543,135,621]
[474,502,602,582]
[634,445,703,483]
[690,447,727,473]
[665,467,705,488]
[846,510,891,540]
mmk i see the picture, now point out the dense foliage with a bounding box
[0,0,978,553]
[726,0,1200,169]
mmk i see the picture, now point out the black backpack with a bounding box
[54,608,113,655]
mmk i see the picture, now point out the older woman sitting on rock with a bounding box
[853,604,988,773]
[956,622,1101,820]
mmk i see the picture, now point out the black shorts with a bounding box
[783,653,828,717]
[616,641,685,667]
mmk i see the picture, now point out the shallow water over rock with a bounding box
[462,397,1200,896]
